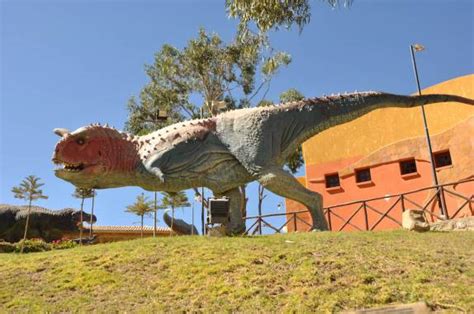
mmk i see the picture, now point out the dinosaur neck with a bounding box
[271,92,474,160]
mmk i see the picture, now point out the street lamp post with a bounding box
[409,44,447,218]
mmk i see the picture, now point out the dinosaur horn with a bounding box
[53,128,71,138]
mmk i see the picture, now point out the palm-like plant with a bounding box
[126,193,155,238]
[159,191,190,235]
[11,175,48,253]
[72,188,95,244]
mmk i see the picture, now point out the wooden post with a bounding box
[440,186,449,219]
[293,212,297,232]
[327,207,332,231]
[363,201,369,231]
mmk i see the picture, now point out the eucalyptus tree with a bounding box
[11,175,48,253]
[125,193,155,238]
[226,0,353,38]
[126,28,291,225]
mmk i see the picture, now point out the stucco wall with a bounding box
[285,74,474,232]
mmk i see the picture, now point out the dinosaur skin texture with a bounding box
[0,204,96,243]
[52,92,474,235]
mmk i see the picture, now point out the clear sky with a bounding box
[1,0,473,233]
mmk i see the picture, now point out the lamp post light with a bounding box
[409,44,447,218]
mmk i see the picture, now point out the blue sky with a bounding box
[1,0,472,232]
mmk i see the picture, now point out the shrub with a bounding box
[14,238,51,253]
[51,239,78,250]
[0,241,15,253]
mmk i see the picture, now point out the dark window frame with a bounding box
[355,168,372,183]
[399,159,417,175]
[325,173,340,188]
[433,150,452,168]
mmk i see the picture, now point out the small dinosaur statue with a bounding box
[52,92,473,234]
[163,210,199,235]
[0,204,96,243]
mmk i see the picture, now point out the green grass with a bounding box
[1,231,473,312]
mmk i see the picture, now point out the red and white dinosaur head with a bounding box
[52,125,139,188]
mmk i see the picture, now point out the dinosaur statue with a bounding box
[163,209,199,235]
[0,204,96,243]
[52,92,474,235]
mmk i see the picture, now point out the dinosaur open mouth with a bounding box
[53,160,85,172]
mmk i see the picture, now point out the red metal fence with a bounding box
[243,179,473,235]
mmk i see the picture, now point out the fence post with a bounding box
[440,186,449,220]
[327,208,332,231]
[363,201,369,231]
[293,212,297,232]
[401,194,405,212]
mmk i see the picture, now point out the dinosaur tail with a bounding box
[272,92,474,161]
[163,209,199,235]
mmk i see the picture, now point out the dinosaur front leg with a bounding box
[258,168,328,231]
[213,187,246,235]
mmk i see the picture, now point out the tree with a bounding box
[72,188,95,244]
[158,191,190,235]
[11,175,48,253]
[128,28,291,120]
[226,0,352,38]
[88,189,97,238]
[126,28,291,226]
[126,193,155,238]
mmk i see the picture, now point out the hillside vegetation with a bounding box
[0,231,472,312]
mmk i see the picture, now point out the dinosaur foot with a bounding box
[225,224,246,236]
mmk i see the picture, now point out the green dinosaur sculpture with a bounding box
[0,204,96,243]
[52,92,473,234]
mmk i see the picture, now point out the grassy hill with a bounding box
[0,231,472,312]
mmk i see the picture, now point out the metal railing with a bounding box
[243,179,473,234]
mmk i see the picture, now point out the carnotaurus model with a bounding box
[0,204,96,242]
[52,92,474,234]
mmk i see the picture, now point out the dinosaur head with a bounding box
[71,210,97,227]
[52,125,139,188]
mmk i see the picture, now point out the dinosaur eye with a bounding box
[76,138,85,145]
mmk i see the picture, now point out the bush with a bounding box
[15,238,51,253]
[0,241,15,253]
[51,239,78,250]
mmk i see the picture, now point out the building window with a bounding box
[355,168,371,183]
[325,173,340,188]
[433,150,452,168]
[399,159,417,175]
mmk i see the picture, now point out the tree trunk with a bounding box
[257,184,266,235]
[20,199,33,253]
[201,188,205,235]
[239,185,248,218]
[153,192,157,237]
[140,215,144,238]
[79,196,84,245]
[89,192,95,238]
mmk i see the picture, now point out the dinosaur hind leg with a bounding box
[213,187,246,235]
[258,168,328,231]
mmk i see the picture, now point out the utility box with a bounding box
[208,197,230,224]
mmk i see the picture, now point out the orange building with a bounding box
[286,74,474,232]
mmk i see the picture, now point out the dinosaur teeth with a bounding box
[55,161,85,172]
